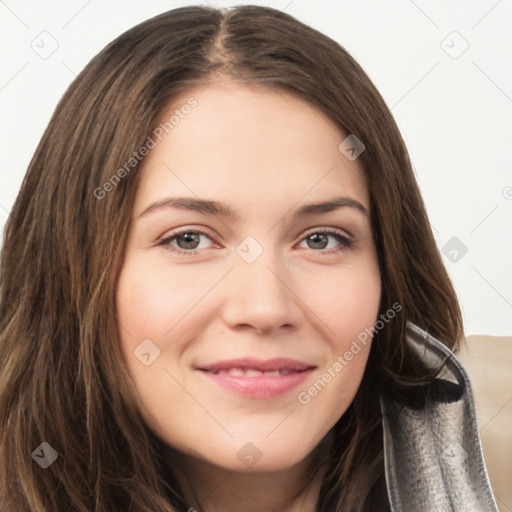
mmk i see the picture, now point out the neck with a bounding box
[171,443,329,512]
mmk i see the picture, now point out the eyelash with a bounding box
[157,227,353,257]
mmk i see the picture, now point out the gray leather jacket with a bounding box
[380,322,499,511]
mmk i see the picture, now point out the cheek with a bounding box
[301,258,381,347]
[115,259,208,443]
[116,257,210,345]
[295,259,381,416]
[115,258,195,406]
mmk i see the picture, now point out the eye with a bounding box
[158,227,353,257]
[158,228,216,256]
[296,229,353,254]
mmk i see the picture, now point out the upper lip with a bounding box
[196,357,315,373]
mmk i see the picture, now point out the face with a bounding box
[116,81,381,473]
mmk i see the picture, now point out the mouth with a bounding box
[195,358,316,398]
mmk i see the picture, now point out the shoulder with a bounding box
[456,334,512,512]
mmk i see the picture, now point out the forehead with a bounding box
[135,80,369,215]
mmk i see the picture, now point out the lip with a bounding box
[196,357,316,398]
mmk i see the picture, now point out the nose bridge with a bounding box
[222,234,301,332]
[234,235,289,302]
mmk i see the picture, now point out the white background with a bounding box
[0,0,511,336]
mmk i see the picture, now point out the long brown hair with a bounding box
[0,5,463,511]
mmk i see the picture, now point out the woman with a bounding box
[0,5,498,511]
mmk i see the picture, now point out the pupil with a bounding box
[178,233,199,249]
[308,233,327,249]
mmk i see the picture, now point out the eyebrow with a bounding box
[138,195,368,220]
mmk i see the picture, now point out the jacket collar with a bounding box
[380,321,499,512]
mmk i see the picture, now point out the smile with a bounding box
[196,358,316,398]
[207,368,297,377]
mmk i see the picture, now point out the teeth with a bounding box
[213,368,293,377]
[227,368,245,376]
[245,369,263,377]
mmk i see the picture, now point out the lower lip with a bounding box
[197,369,314,398]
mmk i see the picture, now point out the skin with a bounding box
[116,80,381,512]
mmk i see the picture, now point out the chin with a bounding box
[196,438,317,473]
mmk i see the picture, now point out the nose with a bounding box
[220,244,303,336]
